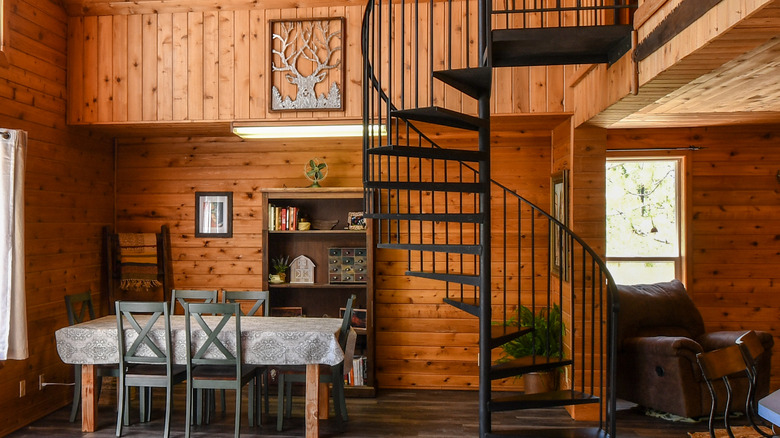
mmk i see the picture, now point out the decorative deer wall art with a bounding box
[270,18,344,111]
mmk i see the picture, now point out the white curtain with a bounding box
[0,129,27,360]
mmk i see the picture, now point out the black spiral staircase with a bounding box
[362,1,635,437]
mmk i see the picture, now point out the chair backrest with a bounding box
[338,294,356,350]
[616,280,705,349]
[222,290,269,316]
[115,301,173,369]
[170,289,218,314]
[65,291,96,325]
[184,302,241,370]
[737,330,765,379]
[697,344,751,437]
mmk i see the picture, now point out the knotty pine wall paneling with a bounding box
[374,123,555,390]
[607,124,780,389]
[114,136,363,291]
[67,0,571,128]
[0,0,115,433]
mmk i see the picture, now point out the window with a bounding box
[605,159,682,284]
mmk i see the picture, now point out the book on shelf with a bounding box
[344,355,368,386]
[268,204,299,231]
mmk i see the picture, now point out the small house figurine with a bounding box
[290,255,315,284]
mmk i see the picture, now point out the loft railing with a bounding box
[491,0,636,28]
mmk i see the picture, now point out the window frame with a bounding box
[0,0,9,67]
[605,155,687,284]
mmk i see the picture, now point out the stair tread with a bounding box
[364,212,484,223]
[491,389,599,407]
[443,297,479,317]
[489,389,601,412]
[492,25,632,67]
[392,106,486,131]
[491,356,572,380]
[377,243,481,255]
[490,325,533,348]
[363,181,485,193]
[366,145,486,162]
[486,427,608,438]
[433,67,492,99]
[406,271,480,286]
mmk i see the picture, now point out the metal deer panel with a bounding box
[270,18,345,111]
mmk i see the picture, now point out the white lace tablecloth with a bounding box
[55,315,344,366]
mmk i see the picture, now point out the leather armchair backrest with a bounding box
[616,279,705,349]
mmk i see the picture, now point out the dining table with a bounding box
[55,314,346,437]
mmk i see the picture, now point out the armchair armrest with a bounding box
[621,336,703,361]
[697,331,773,352]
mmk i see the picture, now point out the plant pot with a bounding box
[523,370,559,394]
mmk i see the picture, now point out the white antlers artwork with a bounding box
[271,19,343,110]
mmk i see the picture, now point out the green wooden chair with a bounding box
[276,294,355,431]
[170,289,219,315]
[115,300,186,438]
[222,290,271,415]
[64,291,120,423]
[184,302,259,438]
[170,289,222,422]
[222,290,270,316]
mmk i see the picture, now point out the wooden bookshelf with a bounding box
[262,187,375,396]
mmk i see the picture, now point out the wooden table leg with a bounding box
[318,382,329,420]
[305,363,320,438]
[81,364,97,432]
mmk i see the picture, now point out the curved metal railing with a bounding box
[362,0,620,434]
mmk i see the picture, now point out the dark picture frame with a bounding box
[195,192,233,238]
[550,170,569,280]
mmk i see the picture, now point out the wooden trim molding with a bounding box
[633,0,671,29]
[633,0,725,62]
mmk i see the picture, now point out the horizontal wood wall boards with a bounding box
[113,114,564,391]
[0,0,115,434]
[607,124,780,389]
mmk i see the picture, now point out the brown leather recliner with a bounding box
[616,279,773,419]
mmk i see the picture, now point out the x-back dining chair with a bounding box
[276,294,356,431]
[222,290,271,415]
[64,291,120,423]
[170,289,219,315]
[184,302,259,438]
[222,290,270,316]
[115,300,186,438]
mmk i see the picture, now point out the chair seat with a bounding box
[126,364,186,379]
[192,365,258,381]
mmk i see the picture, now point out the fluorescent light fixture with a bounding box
[232,123,386,139]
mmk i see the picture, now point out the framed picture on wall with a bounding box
[551,170,569,280]
[195,192,233,238]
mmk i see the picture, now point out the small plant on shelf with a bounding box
[270,255,290,283]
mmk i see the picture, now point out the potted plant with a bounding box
[498,303,565,394]
[270,255,290,284]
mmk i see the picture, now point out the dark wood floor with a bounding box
[8,385,735,437]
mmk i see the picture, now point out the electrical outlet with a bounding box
[38,374,44,391]
[19,380,25,397]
